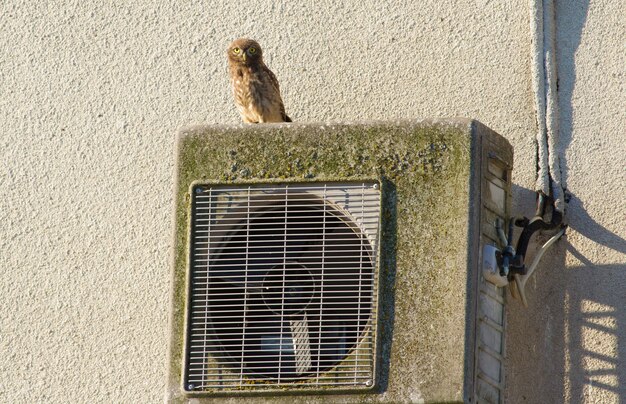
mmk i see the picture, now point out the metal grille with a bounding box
[185,182,381,393]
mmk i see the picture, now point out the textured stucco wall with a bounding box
[0,0,623,403]
[506,1,626,403]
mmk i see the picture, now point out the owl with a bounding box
[227,38,292,123]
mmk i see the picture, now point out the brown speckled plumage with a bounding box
[227,38,291,123]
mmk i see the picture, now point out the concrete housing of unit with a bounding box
[167,119,513,403]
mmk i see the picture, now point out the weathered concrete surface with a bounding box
[0,0,622,402]
[167,120,507,403]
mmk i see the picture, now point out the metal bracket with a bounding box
[492,192,566,305]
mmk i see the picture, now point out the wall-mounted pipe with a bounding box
[529,0,566,213]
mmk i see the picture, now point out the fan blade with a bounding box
[290,314,312,375]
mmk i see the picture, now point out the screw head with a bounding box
[195,187,203,194]
[372,183,379,190]
[187,383,195,391]
[365,380,373,387]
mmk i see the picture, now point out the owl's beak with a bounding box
[242,53,247,62]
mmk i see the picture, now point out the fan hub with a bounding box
[262,262,316,316]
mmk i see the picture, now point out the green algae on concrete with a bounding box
[166,119,512,403]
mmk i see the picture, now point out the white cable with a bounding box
[514,227,566,307]
[530,0,566,213]
[530,0,549,197]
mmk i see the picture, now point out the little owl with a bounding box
[227,38,292,123]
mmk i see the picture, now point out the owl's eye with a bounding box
[232,47,241,54]
[248,47,256,54]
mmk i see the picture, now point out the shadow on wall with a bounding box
[506,249,625,403]
[552,3,625,397]
[508,2,626,400]
[506,184,625,402]
[565,193,626,264]
[563,263,626,401]
[555,0,590,188]
[505,185,566,401]
[561,193,626,400]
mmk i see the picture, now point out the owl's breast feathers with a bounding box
[229,63,290,123]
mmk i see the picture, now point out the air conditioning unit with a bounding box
[167,119,512,403]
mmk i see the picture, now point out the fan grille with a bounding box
[185,182,381,392]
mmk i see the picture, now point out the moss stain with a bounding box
[169,121,476,403]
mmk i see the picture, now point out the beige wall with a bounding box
[507,1,625,402]
[0,1,622,402]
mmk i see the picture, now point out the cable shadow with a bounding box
[565,192,626,256]
[552,4,624,398]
